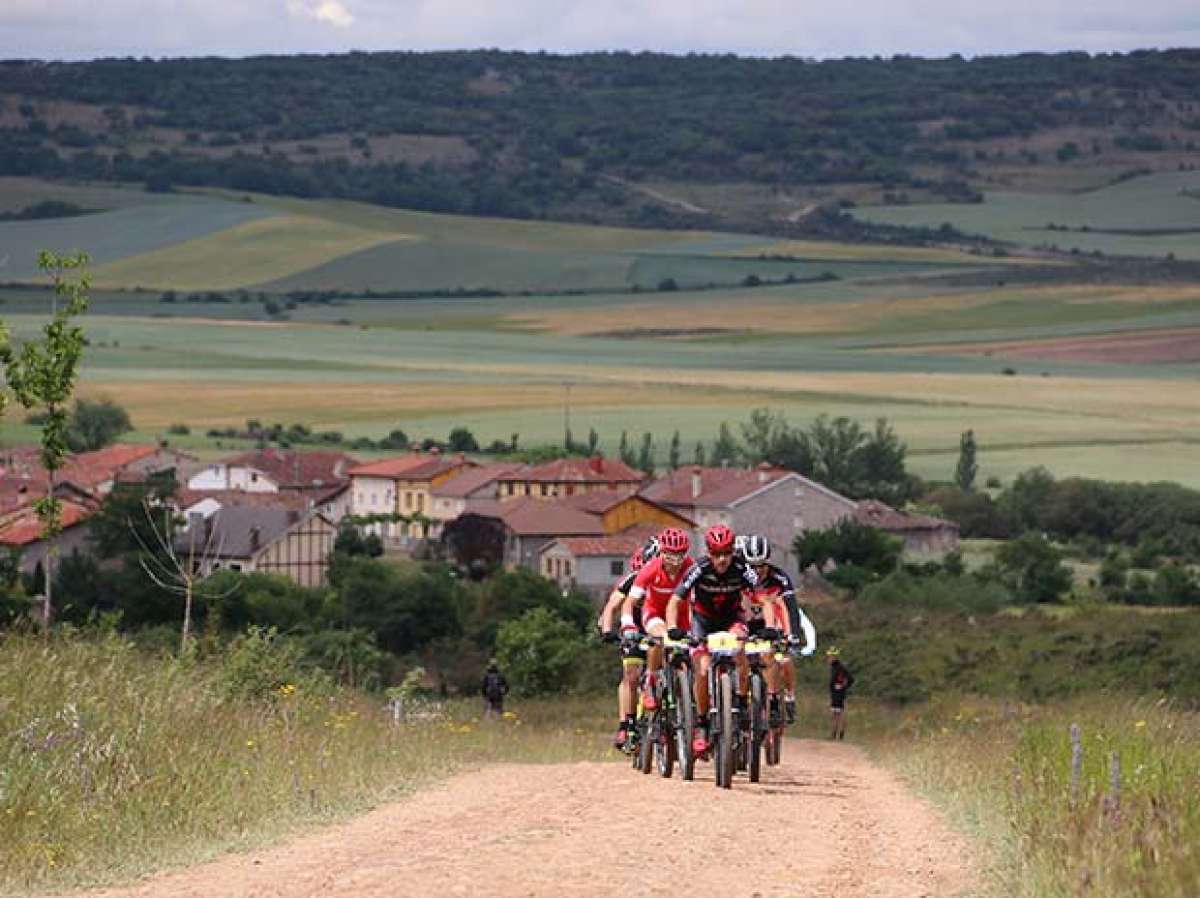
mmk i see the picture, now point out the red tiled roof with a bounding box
[552,525,662,558]
[500,456,644,485]
[462,497,606,537]
[0,501,92,546]
[175,489,313,513]
[432,463,522,498]
[558,490,697,528]
[224,449,359,488]
[348,453,469,481]
[854,499,958,532]
[640,464,792,508]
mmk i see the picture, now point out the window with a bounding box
[250,472,258,483]
[610,560,624,576]
[229,563,242,572]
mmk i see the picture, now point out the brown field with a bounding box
[508,284,1200,338]
[912,326,1200,365]
[76,380,753,430]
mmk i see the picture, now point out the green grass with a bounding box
[0,631,612,895]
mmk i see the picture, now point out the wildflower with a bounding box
[1135,720,1147,729]
[246,739,255,748]
[502,711,517,720]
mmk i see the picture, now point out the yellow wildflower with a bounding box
[1135,720,1147,729]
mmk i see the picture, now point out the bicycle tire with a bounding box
[654,705,674,778]
[748,672,766,783]
[638,713,654,774]
[715,668,735,789]
[674,665,696,781]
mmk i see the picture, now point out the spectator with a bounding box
[481,659,509,718]
[827,648,855,740]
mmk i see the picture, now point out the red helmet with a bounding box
[705,524,735,553]
[658,527,690,554]
[629,549,646,574]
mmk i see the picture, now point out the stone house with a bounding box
[496,456,644,500]
[538,525,661,599]
[639,463,858,576]
[428,462,522,537]
[854,499,960,555]
[348,452,475,544]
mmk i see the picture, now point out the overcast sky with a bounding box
[3,0,1199,61]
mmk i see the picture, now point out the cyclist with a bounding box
[828,648,855,740]
[597,539,659,749]
[666,524,758,756]
[742,533,816,725]
[621,527,695,719]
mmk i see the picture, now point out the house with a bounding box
[496,456,644,500]
[0,499,97,575]
[186,449,357,522]
[639,463,858,576]
[428,462,522,536]
[174,506,338,587]
[854,499,960,555]
[348,452,475,544]
[2,442,196,498]
[446,492,692,572]
[538,525,661,598]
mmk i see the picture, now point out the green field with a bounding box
[852,170,1200,258]
[3,177,1200,490]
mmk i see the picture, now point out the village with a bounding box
[0,442,960,601]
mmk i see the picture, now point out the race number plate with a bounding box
[744,639,772,655]
[707,632,740,652]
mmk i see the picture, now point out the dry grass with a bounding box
[507,283,1200,338]
[726,238,1011,263]
[864,695,1200,898]
[88,216,406,291]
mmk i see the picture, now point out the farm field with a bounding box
[852,170,1200,258]
[3,176,1200,490]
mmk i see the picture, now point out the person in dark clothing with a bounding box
[481,660,508,718]
[827,649,854,740]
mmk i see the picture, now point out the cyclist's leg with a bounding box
[641,620,666,709]
[779,655,797,723]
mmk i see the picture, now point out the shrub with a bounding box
[219,626,315,700]
[494,608,586,696]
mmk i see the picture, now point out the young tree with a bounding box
[693,441,707,466]
[856,418,911,503]
[993,532,1073,603]
[667,429,681,470]
[618,430,636,466]
[739,407,786,462]
[1,251,90,631]
[955,429,979,493]
[712,422,741,466]
[587,427,599,455]
[447,426,479,453]
[636,432,655,475]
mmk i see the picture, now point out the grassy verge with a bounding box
[859,695,1200,898]
[0,632,611,895]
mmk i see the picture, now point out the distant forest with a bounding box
[2,49,1200,230]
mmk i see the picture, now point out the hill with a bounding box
[3,49,1200,234]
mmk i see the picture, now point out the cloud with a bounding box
[287,0,354,29]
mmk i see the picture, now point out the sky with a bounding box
[2,0,1199,61]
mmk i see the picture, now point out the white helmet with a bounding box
[742,534,770,565]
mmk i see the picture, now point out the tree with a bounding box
[857,418,911,503]
[636,432,655,474]
[618,430,636,467]
[667,430,681,470]
[793,519,902,593]
[334,557,462,654]
[712,422,740,465]
[494,607,586,696]
[1,250,90,631]
[955,429,978,493]
[587,427,599,455]
[693,441,707,466]
[992,533,1073,603]
[66,397,133,451]
[807,415,866,496]
[740,407,786,462]
[447,426,479,453]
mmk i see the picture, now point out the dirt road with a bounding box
[62,740,977,898]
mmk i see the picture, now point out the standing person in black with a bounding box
[827,649,854,740]
[481,660,509,718]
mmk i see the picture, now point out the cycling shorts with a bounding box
[689,611,745,648]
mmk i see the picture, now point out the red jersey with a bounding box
[628,555,695,630]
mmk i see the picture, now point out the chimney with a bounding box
[589,455,604,475]
[758,462,771,483]
[691,466,703,500]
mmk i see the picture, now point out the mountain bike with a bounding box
[705,630,744,789]
[660,634,696,780]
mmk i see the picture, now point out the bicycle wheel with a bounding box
[715,668,735,789]
[674,665,696,781]
[654,705,674,778]
[638,713,654,774]
[748,672,766,783]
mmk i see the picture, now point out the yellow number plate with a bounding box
[707,632,740,652]
[663,637,689,650]
[744,640,772,655]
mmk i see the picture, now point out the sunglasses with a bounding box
[661,550,686,561]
